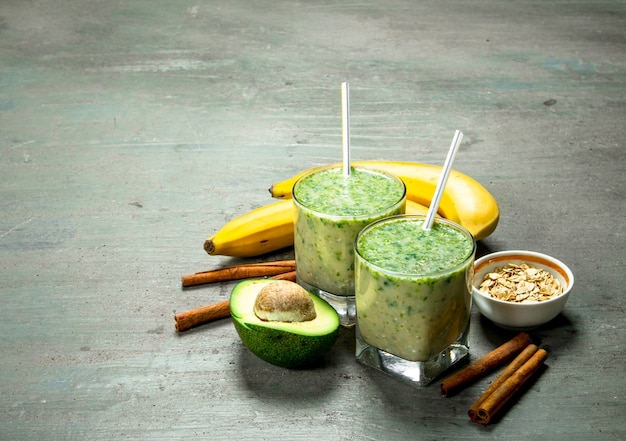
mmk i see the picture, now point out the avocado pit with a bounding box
[253,280,317,322]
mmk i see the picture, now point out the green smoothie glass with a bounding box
[293,167,406,327]
[354,214,476,386]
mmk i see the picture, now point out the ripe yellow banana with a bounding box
[205,199,431,258]
[269,160,499,240]
[204,200,294,258]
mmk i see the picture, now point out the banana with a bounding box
[269,160,499,240]
[204,200,295,258]
[205,199,431,258]
[404,199,432,216]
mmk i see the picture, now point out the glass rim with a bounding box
[292,166,407,219]
[354,214,477,278]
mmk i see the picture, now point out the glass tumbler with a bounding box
[354,214,476,386]
[293,166,406,327]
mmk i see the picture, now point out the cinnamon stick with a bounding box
[267,270,297,282]
[175,271,298,332]
[470,347,548,425]
[440,332,533,397]
[181,260,295,287]
[175,299,230,332]
[468,344,538,420]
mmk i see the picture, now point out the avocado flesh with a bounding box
[230,279,340,368]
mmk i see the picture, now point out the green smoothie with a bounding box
[293,167,406,298]
[355,215,475,361]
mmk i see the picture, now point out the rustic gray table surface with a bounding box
[1,1,624,440]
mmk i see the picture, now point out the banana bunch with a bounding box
[205,161,499,258]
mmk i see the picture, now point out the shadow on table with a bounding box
[234,325,357,403]
[475,308,581,359]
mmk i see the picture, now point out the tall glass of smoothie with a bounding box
[354,214,476,386]
[293,166,406,327]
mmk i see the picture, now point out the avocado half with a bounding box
[230,279,340,368]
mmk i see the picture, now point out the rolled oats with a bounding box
[479,262,562,303]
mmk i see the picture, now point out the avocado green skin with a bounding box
[232,319,339,368]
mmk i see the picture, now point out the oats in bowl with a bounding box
[472,251,574,329]
[479,262,562,303]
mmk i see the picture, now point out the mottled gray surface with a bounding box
[1,1,624,440]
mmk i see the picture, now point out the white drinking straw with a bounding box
[341,82,351,176]
[423,130,464,231]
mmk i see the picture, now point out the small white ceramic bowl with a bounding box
[472,250,574,329]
